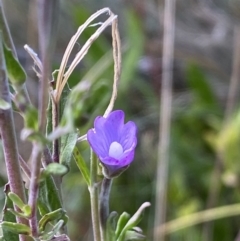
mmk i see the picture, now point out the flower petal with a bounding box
[94,116,106,133]
[93,116,112,148]
[100,149,135,177]
[101,156,120,165]
[119,121,137,150]
[87,129,108,158]
[102,110,125,143]
[119,149,135,166]
[101,149,135,167]
[87,110,137,178]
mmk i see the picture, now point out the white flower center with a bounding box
[109,141,123,159]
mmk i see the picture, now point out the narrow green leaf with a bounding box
[73,146,90,186]
[8,204,31,218]
[7,209,28,219]
[117,202,150,241]
[115,212,131,239]
[39,208,67,232]
[8,192,25,210]
[106,211,118,241]
[1,222,30,235]
[1,185,19,241]
[3,44,26,87]
[59,83,71,122]
[37,200,50,217]
[60,132,77,169]
[45,176,62,212]
[38,176,62,216]
[0,98,10,110]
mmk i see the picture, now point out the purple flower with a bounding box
[87,110,137,178]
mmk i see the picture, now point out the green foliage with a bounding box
[1,1,239,240]
[0,99,10,110]
[1,222,30,236]
[73,146,90,186]
[39,220,65,241]
[115,212,131,238]
[1,186,19,241]
[106,211,118,241]
[38,176,62,216]
[185,63,218,108]
[60,132,78,170]
[38,208,67,232]
[61,80,90,129]
[124,230,145,240]
[3,44,26,88]
[23,106,38,130]
[215,111,240,186]
[117,202,150,241]
[8,192,31,217]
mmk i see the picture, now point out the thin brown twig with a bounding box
[224,25,240,122]
[103,16,121,118]
[54,8,115,103]
[76,14,121,143]
[153,0,176,241]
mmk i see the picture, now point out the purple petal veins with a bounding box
[87,110,137,176]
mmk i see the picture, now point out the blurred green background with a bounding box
[1,0,240,240]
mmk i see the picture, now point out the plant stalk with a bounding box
[99,177,112,241]
[28,0,60,237]
[89,149,101,241]
[0,35,28,241]
[154,0,176,240]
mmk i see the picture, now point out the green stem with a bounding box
[89,149,101,241]
[99,177,112,241]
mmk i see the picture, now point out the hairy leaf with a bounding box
[73,146,90,186]
[60,133,77,169]
[38,176,62,216]
[3,44,26,87]
[1,185,19,241]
